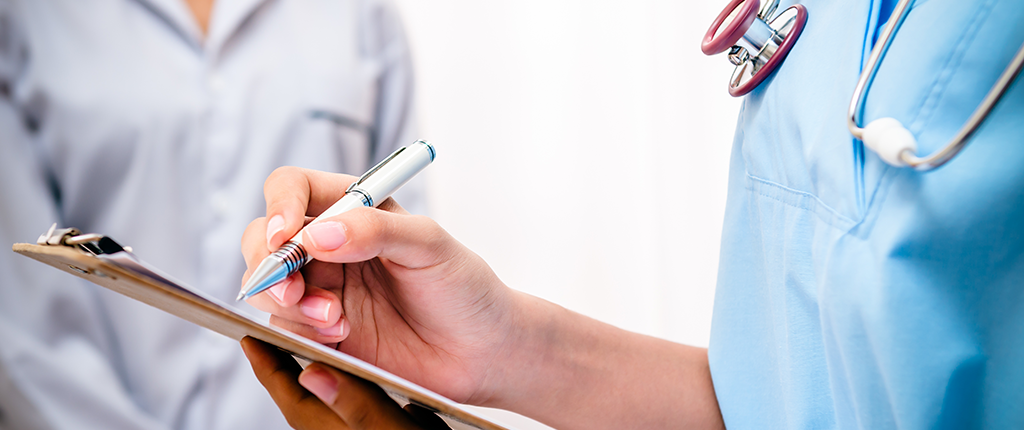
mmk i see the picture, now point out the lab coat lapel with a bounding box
[130,0,204,50]
[206,0,273,57]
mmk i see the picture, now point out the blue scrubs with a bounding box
[709,0,1024,428]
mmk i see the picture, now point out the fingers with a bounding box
[244,273,307,310]
[302,209,458,271]
[297,362,428,430]
[257,166,421,275]
[243,221,346,331]
[254,283,344,330]
[241,218,307,307]
[243,337,449,430]
[374,196,408,215]
[263,167,412,249]
[270,313,349,344]
[263,168,354,249]
[263,167,329,249]
[243,205,347,331]
[240,337,351,430]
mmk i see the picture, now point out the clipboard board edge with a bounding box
[12,243,510,430]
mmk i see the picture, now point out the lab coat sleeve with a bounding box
[361,0,427,215]
[0,3,169,429]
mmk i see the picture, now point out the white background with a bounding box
[392,1,742,428]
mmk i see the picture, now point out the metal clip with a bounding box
[37,223,82,246]
[36,223,131,254]
[346,146,407,194]
[344,145,411,207]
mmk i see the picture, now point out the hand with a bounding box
[241,167,725,429]
[240,336,452,430]
[241,167,522,405]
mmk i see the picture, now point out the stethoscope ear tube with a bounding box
[848,0,1024,170]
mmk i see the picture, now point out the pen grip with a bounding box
[275,241,312,274]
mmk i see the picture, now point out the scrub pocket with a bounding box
[733,0,873,228]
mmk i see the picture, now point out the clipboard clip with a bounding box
[36,223,131,256]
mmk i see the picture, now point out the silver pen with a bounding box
[237,140,436,301]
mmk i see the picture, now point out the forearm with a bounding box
[488,292,724,430]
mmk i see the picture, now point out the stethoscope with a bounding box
[702,0,1024,171]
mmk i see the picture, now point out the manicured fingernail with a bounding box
[266,215,285,248]
[300,296,331,323]
[316,317,349,338]
[305,221,348,251]
[299,367,339,404]
[268,278,290,305]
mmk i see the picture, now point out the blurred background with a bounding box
[392,1,741,427]
[0,1,740,429]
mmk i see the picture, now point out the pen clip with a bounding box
[346,146,406,194]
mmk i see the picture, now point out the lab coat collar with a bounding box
[131,0,204,51]
[130,0,272,57]
[206,0,273,57]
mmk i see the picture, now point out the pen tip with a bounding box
[235,291,246,302]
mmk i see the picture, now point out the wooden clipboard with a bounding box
[13,227,508,430]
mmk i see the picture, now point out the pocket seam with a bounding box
[746,172,858,230]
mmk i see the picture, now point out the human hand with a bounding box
[240,336,452,430]
[241,167,522,406]
[241,167,724,430]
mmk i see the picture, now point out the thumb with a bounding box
[301,207,459,271]
[298,364,425,430]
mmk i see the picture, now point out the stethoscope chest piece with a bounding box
[702,0,808,96]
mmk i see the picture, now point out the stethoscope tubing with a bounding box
[847,0,914,141]
[848,0,1024,171]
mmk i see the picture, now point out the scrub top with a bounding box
[0,0,422,429]
[709,0,1024,428]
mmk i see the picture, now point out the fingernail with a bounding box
[316,317,348,338]
[299,367,339,404]
[300,296,331,323]
[266,215,285,248]
[305,221,348,251]
[268,278,290,305]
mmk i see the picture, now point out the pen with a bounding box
[237,140,436,301]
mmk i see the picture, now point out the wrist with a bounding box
[469,292,724,430]
[475,292,590,412]
[466,289,556,408]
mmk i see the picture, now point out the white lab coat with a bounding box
[0,0,423,428]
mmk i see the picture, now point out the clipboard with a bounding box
[12,226,509,430]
